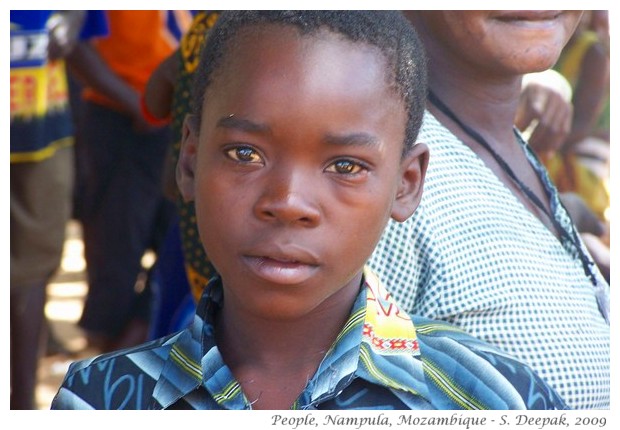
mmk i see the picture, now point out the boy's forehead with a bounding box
[221,25,357,65]
[197,23,407,150]
[222,24,304,63]
[211,25,389,91]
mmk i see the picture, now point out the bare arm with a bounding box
[515,81,573,158]
[144,50,180,121]
[563,43,609,149]
[66,41,153,131]
[47,11,86,60]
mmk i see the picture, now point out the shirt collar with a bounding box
[153,267,423,409]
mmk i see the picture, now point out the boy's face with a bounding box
[179,27,427,320]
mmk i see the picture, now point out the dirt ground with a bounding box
[36,220,91,410]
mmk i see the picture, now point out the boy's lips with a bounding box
[242,248,320,285]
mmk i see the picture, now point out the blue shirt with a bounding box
[51,269,568,410]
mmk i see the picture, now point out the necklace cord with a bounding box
[427,90,598,288]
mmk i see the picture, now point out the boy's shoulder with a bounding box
[363,271,568,410]
[412,316,569,410]
[50,331,186,410]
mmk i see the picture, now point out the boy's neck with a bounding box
[215,273,363,409]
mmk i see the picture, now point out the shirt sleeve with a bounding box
[413,316,570,410]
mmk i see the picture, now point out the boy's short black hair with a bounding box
[191,11,427,155]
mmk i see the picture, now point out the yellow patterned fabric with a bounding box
[170,11,221,301]
[362,268,419,356]
[10,57,74,163]
[555,30,599,85]
[544,151,610,223]
[547,30,610,224]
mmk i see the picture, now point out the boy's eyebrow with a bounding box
[216,115,270,133]
[216,115,379,148]
[324,132,380,148]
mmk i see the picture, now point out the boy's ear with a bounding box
[391,143,429,222]
[177,114,199,202]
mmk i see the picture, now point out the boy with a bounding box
[51,11,566,410]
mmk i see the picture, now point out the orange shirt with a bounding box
[83,10,192,110]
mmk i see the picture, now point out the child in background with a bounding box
[66,11,193,353]
[10,10,106,409]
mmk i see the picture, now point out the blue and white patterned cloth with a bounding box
[368,110,610,410]
[50,269,567,410]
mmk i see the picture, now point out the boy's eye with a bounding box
[225,146,263,164]
[326,159,366,175]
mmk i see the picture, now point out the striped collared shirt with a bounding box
[51,269,567,410]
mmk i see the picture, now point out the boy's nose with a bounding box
[253,168,321,227]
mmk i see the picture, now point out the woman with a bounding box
[368,11,609,409]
